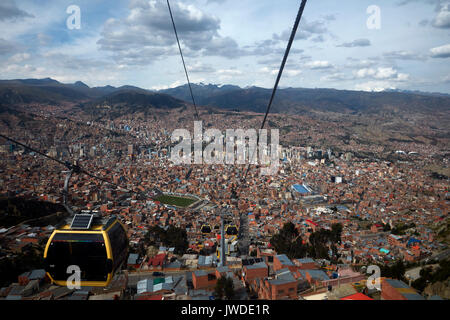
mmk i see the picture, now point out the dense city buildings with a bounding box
[0,108,448,300]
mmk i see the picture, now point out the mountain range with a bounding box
[0,78,449,118]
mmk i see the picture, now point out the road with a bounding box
[430,248,450,262]
[405,267,423,281]
[405,264,439,281]
[418,248,450,264]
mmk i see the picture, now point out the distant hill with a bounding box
[77,89,187,120]
[160,83,241,104]
[0,78,158,108]
[160,84,450,116]
[383,88,450,98]
[0,78,98,106]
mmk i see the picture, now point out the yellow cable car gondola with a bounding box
[201,224,212,234]
[225,224,238,236]
[44,214,128,287]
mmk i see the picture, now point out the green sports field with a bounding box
[155,194,197,208]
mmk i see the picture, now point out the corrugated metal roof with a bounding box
[300,269,330,281]
[276,254,294,266]
[275,269,295,282]
[246,262,268,270]
[216,266,229,273]
[297,258,315,264]
[8,285,25,295]
[402,293,425,300]
[137,279,151,294]
[198,255,214,266]
[386,279,409,289]
[194,270,207,277]
[128,253,139,264]
[153,283,163,291]
[205,255,213,265]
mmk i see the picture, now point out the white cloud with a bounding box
[337,38,371,47]
[8,52,30,63]
[259,66,278,75]
[272,17,330,43]
[433,3,450,28]
[354,81,397,92]
[345,58,378,68]
[321,72,347,82]
[36,33,51,46]
[383,50,426,61]
[430,43,450,58]
[443,74,450,82]
[284,69,302,77]
[0,38,18,55]
[354,67,408,81]
[187,62,216,73]
[396,73,410,81]
[97,0,244,65]
[305,60,333,69]
[217,69,242,75]
[0,0,34,21]
[375,67,397,79]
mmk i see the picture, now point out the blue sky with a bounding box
[0,0,449,93]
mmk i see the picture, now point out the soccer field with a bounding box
[155,194,197,208]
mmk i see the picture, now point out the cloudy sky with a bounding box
[0,0,449,93]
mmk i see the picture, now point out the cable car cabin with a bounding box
[44,214,128,287]
[201,224,212,234]
[225,224,238,237]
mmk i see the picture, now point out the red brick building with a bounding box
[192,270,217,290]
[388,234,405,248]
[257,269,298,300]
[243,262,269,282]
[257,247,275,264]
[294,258,317,270]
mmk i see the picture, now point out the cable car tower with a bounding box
[217,208,229,267]
[215,206,239,267]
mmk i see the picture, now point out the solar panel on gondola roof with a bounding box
[70,214,94,230]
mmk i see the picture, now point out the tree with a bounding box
[378,260,406,282]
[214,276,235,300]
[144,225,188,255]
[391,260,406,281]
[331,223,343,243]
[224,277,235,300]
[270,222,302,259]
[271,222,343,260]
[214,277,226,300]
